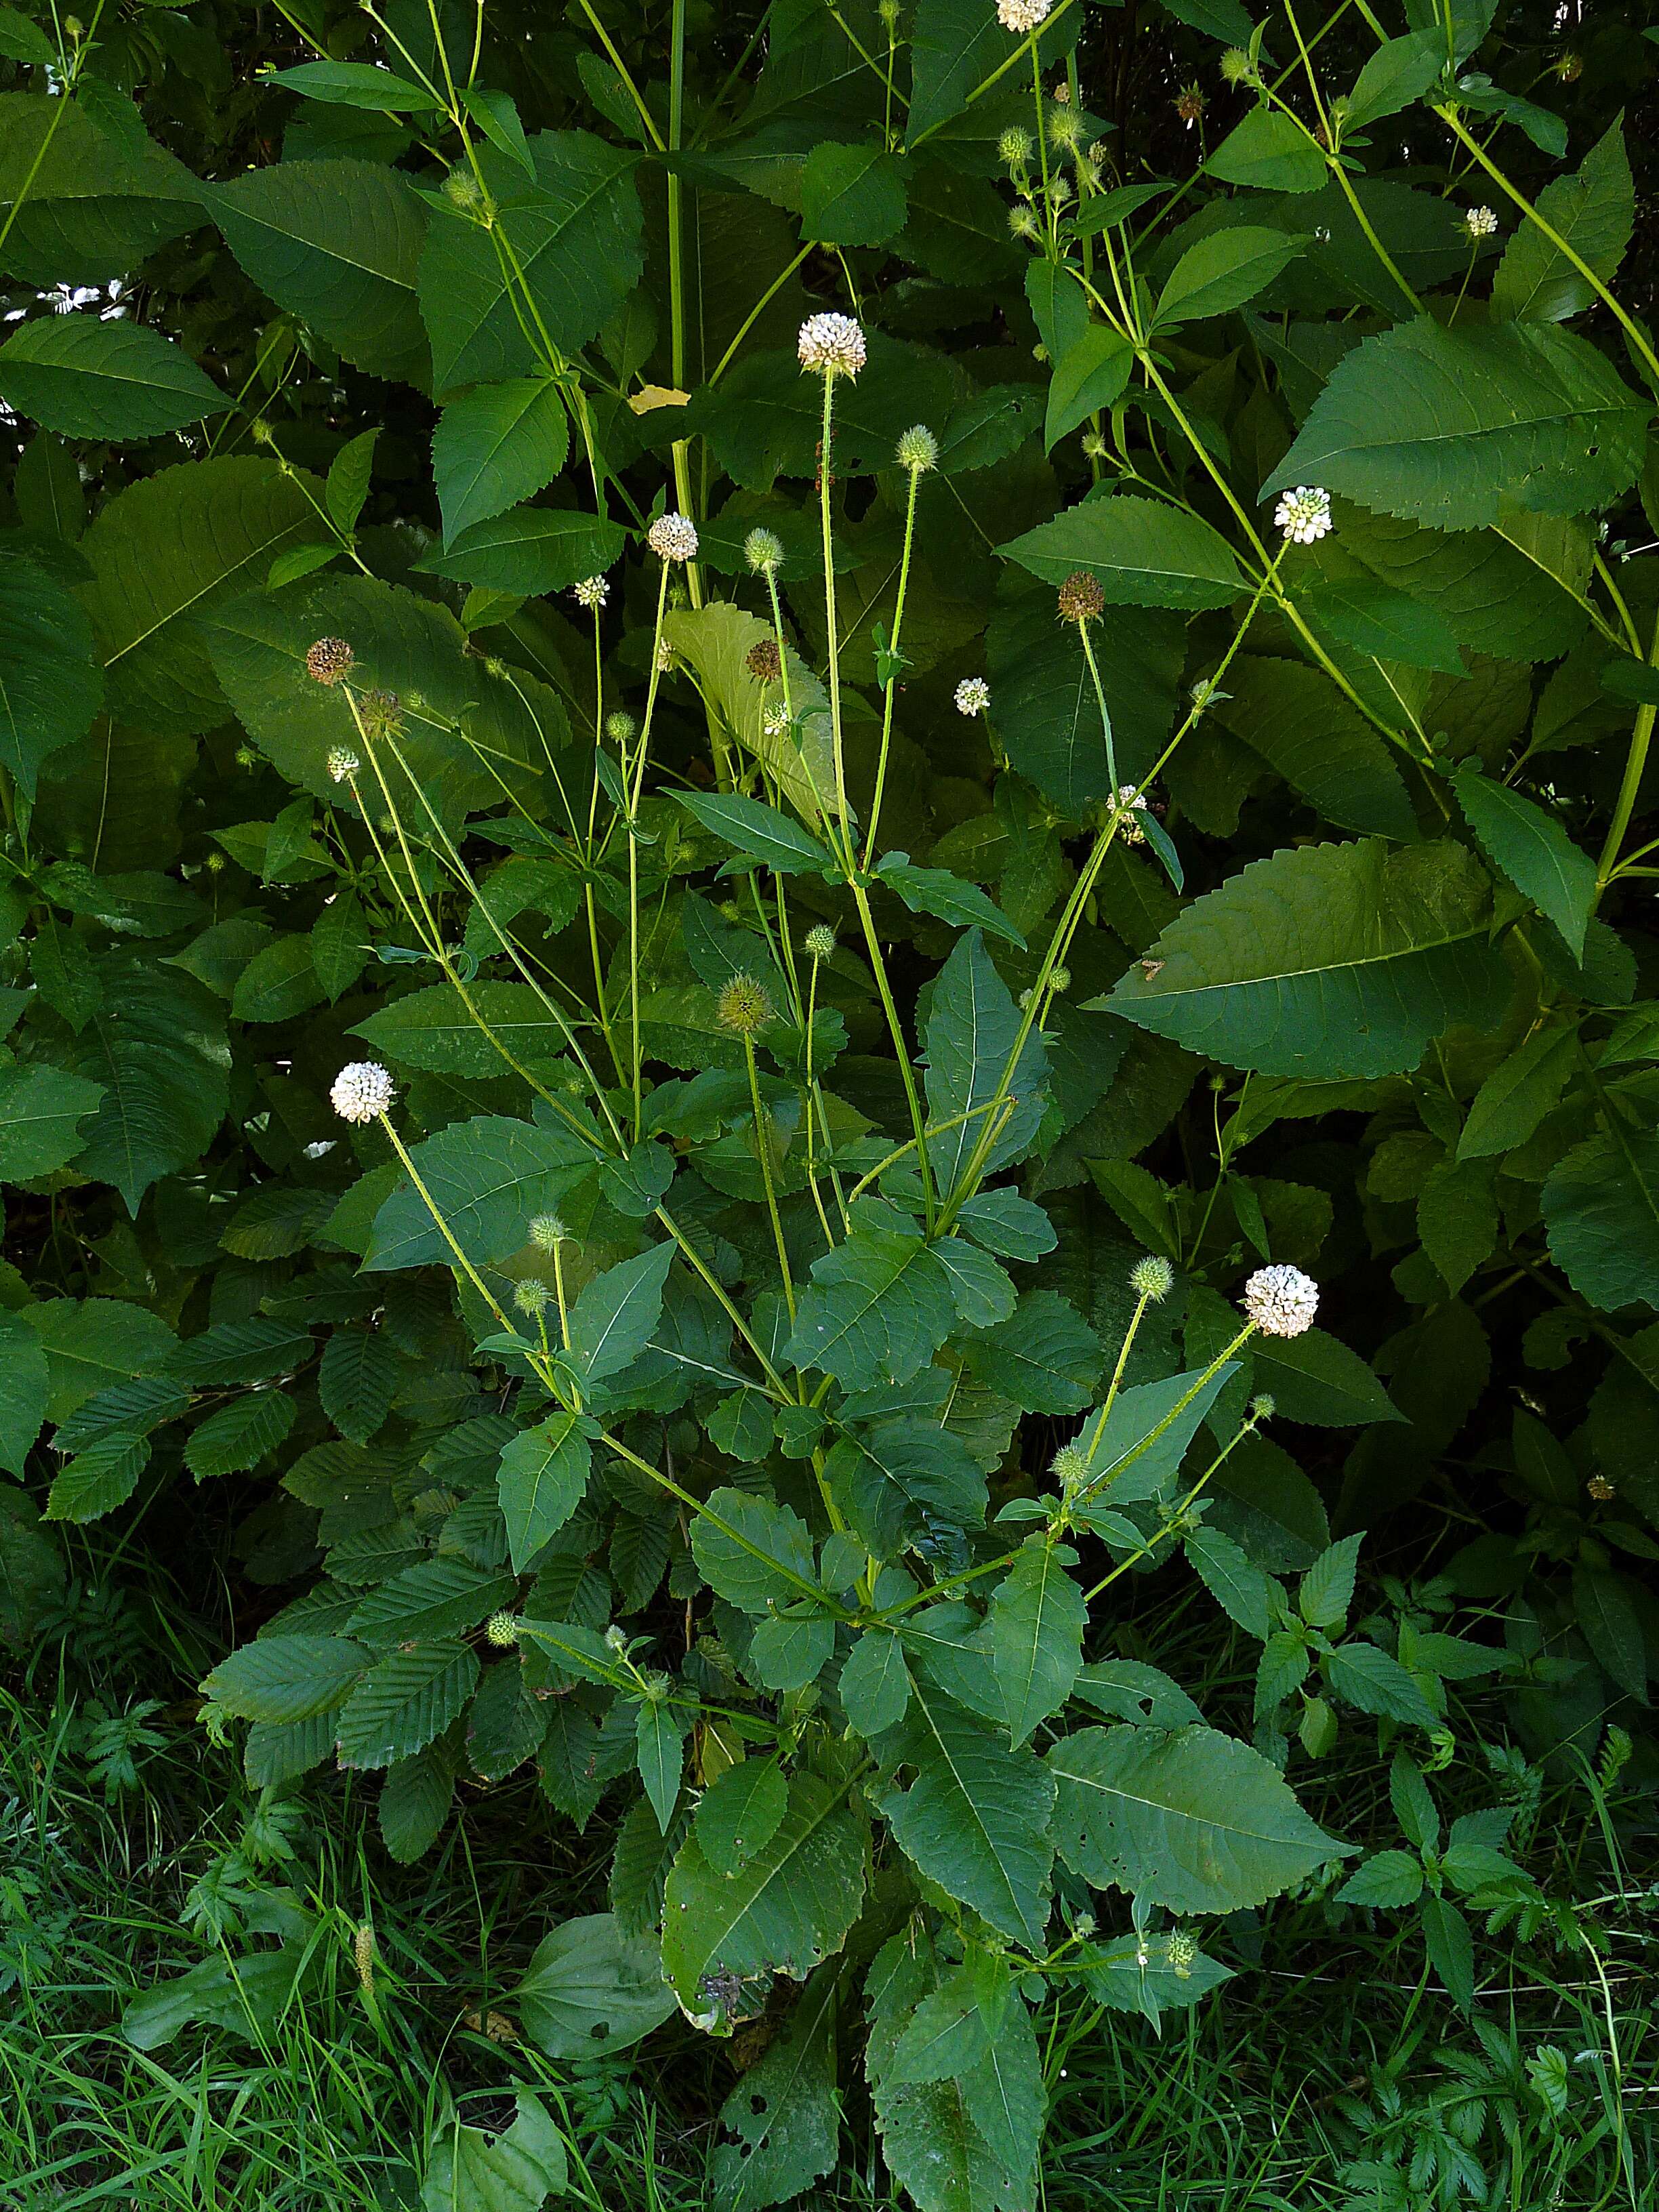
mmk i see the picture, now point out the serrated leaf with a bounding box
[1541,1123,1659,1314]
[988,1535,1084,1747]
[1002,491,1244,612]
[184,1389,297,1480]
[335,1639,480,1769]
[1492,119,1633,325]
[1155,226,1307,329]
[319,1326,400,1443]
[1105,838,1505,1079]
[693,1756,789,1875]
[1452,767,1595,960]
[0,1061,104,1180]
[785,1209,954,1392]
[712,1962,842,2212]
[0,313,226,438]
[1214,654,1415,840]
[0,548,102,799]
[1336,1847,1425,1908]
[924,929,1047,1198]
[691,1486,817,1610]
[497,1412,590,1572]
[203,1633,368,1723]
[962,1290,1100,1415]
[1048,1722,1352,1910]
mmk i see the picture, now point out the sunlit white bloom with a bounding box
[331,1061,394,1124]
[1465,205,1498,239]
[998,0,1052,28]
[797,312,866,377]
[326,747,360,784]
[954,677,991,717]
[572,575,609,609]
[647,512,698,563]
[1242,1264,1319,1338]
[1273,484,1332,545]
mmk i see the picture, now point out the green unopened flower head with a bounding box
[1008,203,1042,241]
[513,1277,550,1318]
[1130,1253,1175,1301]
[205,850,226,874]
[234,745,258,769]
[1220,45,1254,83]
[998,124,1034,168]
[485,1610,520,1647]
[1051,1441,1090,1492]
[356,687,402,741]
[1250,1393,1276,1421]
[605,710,637,745]
[1048,965,1071,996]
[529,1213,568,1252]
[1048,102,1084,151]
[804,923,836,960]
[744,527,785,575]
[895,423,938,474]
[717,971,773,1037]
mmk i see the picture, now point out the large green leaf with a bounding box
[1491,119,1634,325]
[880,1683,1055,1947]
[1452,766,1596,960]
[660,1771,867,2007]
[78,458,319,735]
[712,1960,842,2211]
[567,1242,675,1386]
[1214,655,1415,840]
[0,314,226,438]
[365,1114,594,1273]
[0,1060,103,1184]
[1154,226,1307,329]
[785,1206,955,1391]
[432,377,571,544]
[1542,1122,1659,1314]
[0,1309,50,1479]
[496,1412,590,1572]
[1000,491,1244,611]
[1048,1723,1352,1910]
[353,983,573,1078]
[335,1639,480,1769]
[419,133,644,392]
[987,593,1185,811]
[203,1633,369,1723]
[1264,318,1649,531]
[0,91,202,288]
[0,549,102,799]
[56,956,230,1212]
[207,158,430,385]
[1103,839,1507,1078]
[924,928,1046,1195]
[510,1912,676,2056]
[418,505,628,594]
[988,1535,1085,1748]
[905,0,1075,144]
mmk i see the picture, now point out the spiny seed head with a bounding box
[1242,1263,1319,1338]
[896,423,939,474]
[514,1277,550,1317]
[744,527,785,574]
[306,636,354,686]
[529,1213,568,1251]
[327,746,360,784]
[1465,204,1498,239]
[997,0,1052,28]
[648,510,699,563]
[485,1610,520,1647]
[1048,102,1084,150]
[1081,429,1108,459]
[443,167,484,211]
[797,311,866,377]
[954,676,991,718]
[716,971,773,1037]
[357,687,402,741]
[205,850,226,873]
[1249,1393,1276,1421]
[1057,569,1104,623]
[331,1061,394,1124]
[1130,1253,1175,1301]
[1553,49,1580,80]
[999,124,1034,166]
[804,922,836,959]
[605,709,637,744]
[573,575,609,610]
[1273,485,1332,544]
[746,638,783,683]
[1051,1441,1090,1490]
[1220,45,1254,83]
[234,744,258,769]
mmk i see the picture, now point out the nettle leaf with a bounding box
[1002,491,1244,612]
[799,141,908,246]
[207,158,430,385]
[0,312,226,443]
[785,1207,954,1391]
[431,376,571,544]
[825,1418,985,1560]
[880,1682,1056,1948]
[1214,655,1415,840]
[568,1242,675,1386]
[711,1960,842,2212]
[1541,1122,1659,1314]
[661,1771,867,2008]
[0,1061,104,1180]
[365,1114,594,1273]
[56,958,230,1214]
[1451,767,1595,961]
[1264,319,1648,531]
[497,1412,590,1572]
[1206,105,1328,194]
[1105,840,1506,1079]
[962,1290,1101,1415]
[1048,1723,1353,1910]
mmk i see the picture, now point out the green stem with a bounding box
[1595,607,1659,897]
[745,1036,797,1321]
[862,460,925,868]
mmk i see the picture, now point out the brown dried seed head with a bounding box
[746,638,783,683]
[306,636,354,686]
[1057,569,1104,623]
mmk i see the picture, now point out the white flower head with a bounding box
[655,637,675,673]
[1242,1263,1319,1338]
[998,0,1052,28]
[331,1061,394,1125]
[1273,484,1332,545]
[797,311,866,377]
[1465,204,1498,239]
[954,676,991,717]
[762,702,790,737]
[647,511,698,564]
[326,746,360,784]
[572,575,609,609]
[1113,783,1148,842]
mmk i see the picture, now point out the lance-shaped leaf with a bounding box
[1214,654,1415,841]
[431,375,571,543]
[203,1634,369,1724]
[1263,317,1648,531]
[1491,119,1634,325]
[988,1536,1086,1748]
[567,1242,675,1385]
[1103,839,1506,1079]
[1049,1722,1353,1911]
[877,854,1024,946]
[712,1959,842,2211]
[0,314,227,438]
[335,1639,480,1769]
[676,790,834,878]
[496,1411,590,1572]
[924,928,1048,1197]
[1069,1361,1241,1510]
[880,1683,1056,1948]
[1452,766,1595,961]
[661,1771,867,2007]
[785,1205,954,1392]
